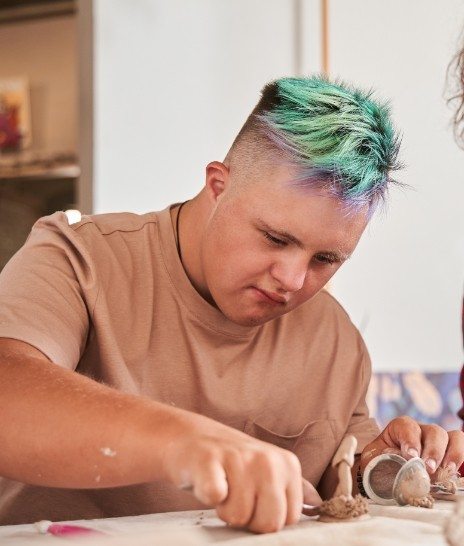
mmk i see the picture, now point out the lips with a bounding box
[254,287,288,304]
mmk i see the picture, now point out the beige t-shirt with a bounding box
[0,206,379,525]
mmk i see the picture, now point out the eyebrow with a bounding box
[256,219,351,262]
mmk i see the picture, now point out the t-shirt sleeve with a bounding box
[345,334,380,453]
[317,333,379,499]
[0,212,97,369]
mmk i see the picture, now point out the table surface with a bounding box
[0,500,457,546]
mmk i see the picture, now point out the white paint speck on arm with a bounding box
[100,447,117,457]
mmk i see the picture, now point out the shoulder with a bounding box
[29,210,159,246]
[71,211,158,236]
[21,211,163,277]
[32,209,158,233]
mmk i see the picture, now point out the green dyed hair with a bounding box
[235,76,401,210]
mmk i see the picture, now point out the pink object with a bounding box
[35,520,106,537]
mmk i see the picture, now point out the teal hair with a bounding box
[254,76,402,210]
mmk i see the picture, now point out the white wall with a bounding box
[329,0,464,371]
[85,0,464,373]
[92,0,321,213]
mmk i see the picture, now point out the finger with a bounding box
[284,475,304,526]
[302,477,322,507]
[191,458,228,506]
[215,456,256,529]
[301,478,322,517]
[441,430,464,472]
[248,484,287,534]
[420,424,449,474]
[283,453,304,526]
[383,416,422,459]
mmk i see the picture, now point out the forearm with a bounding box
[0,340,318,533]
[0,350,202,489]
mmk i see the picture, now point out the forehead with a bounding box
[233,168,369,253]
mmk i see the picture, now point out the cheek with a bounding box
[201,234,250,291]
[296,265,341,301]
[216,249,268,288]
[206,228,269,282]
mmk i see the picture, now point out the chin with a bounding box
[234,315,269,327]
[222,306,279,327]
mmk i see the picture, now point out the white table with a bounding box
[0,501,456,545]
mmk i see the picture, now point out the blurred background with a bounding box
[1,0,463,428]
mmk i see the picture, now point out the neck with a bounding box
[176,191,214,304]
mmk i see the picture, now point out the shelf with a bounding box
[0,150,80,181]
[0,0,76,25]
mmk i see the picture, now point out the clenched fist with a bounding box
[161,417,321,533]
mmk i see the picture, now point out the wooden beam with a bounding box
[321,0,329,76]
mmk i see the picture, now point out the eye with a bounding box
[314,254,336,265]
[264,232,287,247]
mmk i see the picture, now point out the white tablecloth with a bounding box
[0,501,456,545]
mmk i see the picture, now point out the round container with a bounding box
[362,453,407,505]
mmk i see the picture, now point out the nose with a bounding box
[270,257,307,293]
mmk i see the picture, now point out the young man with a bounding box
[0,77,462,534]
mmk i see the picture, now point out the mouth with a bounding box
[252,287,288,305]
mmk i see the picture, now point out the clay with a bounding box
[393,458,434,508]
[433,467,459,495]
[332,435,357,499]
[444,497,464,546]
[317,435,370,522]
[407,494,434,508]
[318,495,369,523]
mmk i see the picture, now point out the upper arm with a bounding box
[0,214,96,370]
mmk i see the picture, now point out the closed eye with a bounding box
[314,254,338,265]
[264,232,287,247]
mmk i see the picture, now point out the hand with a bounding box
[360,416,464,475]
[161,419,321,533]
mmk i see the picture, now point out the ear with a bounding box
[205,161,230,204]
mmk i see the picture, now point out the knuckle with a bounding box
[199,447,219,466]
[198,481,225,505]
[254,450,277,470]
[228,514,251,528]
[448,429,464,440]
[250,520,282,534]
[396,415,420,432]
[396,415,413,425]
[223,447,242,467]
[217,506,250,528]
[391,415,419,436]
[285,451,302,473]
[427,423,446,436]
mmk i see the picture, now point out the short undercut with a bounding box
[229,76,402,212]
